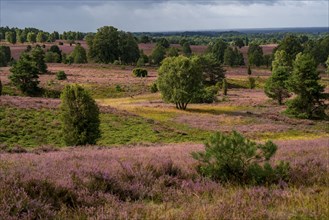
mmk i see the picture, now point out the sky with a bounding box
[0,0,328,32]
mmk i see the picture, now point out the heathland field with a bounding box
[0,40,329,219]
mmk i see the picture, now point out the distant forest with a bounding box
[1,26,328,46]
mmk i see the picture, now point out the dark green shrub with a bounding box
[45,51,61,63]
[60,84,101,146]
[56,71,67,80]
[192,131,290,185]
[133,68,148,77]
[150,82,158,93]
[58,41,64,45]
[115,85,123,92]
[248,77,256,89]
[0,79,2,96]
[0,46,11,67]
[247,65,252,75]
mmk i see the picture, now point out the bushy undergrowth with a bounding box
[133,68,148,77]
[192,131,290,185]
[56,71,67,80]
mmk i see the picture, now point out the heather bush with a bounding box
[133,68,148,77]
[192,131,290,185]
[56,70,67,80]
[0,80,2,96]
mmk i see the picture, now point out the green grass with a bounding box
[0,107,63,148]
[0,106,212,148]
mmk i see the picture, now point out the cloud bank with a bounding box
[1,0,328,32]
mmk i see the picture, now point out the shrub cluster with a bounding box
[192,131,290,185]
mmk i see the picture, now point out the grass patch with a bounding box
[0,107,63,148]
[255,129,328,141]
[0,106,212,148]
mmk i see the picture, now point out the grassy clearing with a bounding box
[0,106,212,148]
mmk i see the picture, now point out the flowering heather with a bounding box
[0,139,328,219]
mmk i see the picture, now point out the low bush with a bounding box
[56,71,67,80]
[133,68,148,77]
[150,82,158,93]
[192,131,290,185]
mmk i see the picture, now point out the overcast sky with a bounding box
[1,0,328,32]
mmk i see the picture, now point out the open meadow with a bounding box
[1,50,329,218]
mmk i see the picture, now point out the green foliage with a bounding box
[192,131,290,185]
[222,78,228,95]
[197,54,226,85]
[56,71,67,80]
[5,31,16,44]
[133,68,148,77]
[27,32,36,43]
[276,35,303,66]
[150,45,166,65]
[9,54,40,95]
[0,46,11,67]
[49,45,62,62]
[150,82,158,93]
[70,44,87,63]
[326,55,329,72]
[45,52,61,63]
[0,80,2,96]
[30,46,48,73]
[191,85,218,103]
[286,53,326,119]
[224,47,244,67]
[156,38,170,48]
[158,56,203,110]
[248,44,263,67]
[182,42,192,56]
[36,32,47,43]
[208,38,228,63]
[264,51,291,105]
[60,84,101,146]
[167,47,179,57]
[248,77,256,89]
[87,26,139,64]
[118,32,140,64]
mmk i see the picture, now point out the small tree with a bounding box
[30,46,48,73]
[197,54,226,85]
[182,42,192,56]
[248,44,263,67]
[60,84,101,146]
[27,32,36,43]
[70,44,87,63]
[5,32,16,44]
[36,32,47,43]
[158,56,203,110]
[167,47,179,57]
[150,45,166,65]
[286,53,326,119]
[264,50,291,105]
[222,78,228,96]
[9,54,40,95]
[0,46,11,67]
[192,131,290,185]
